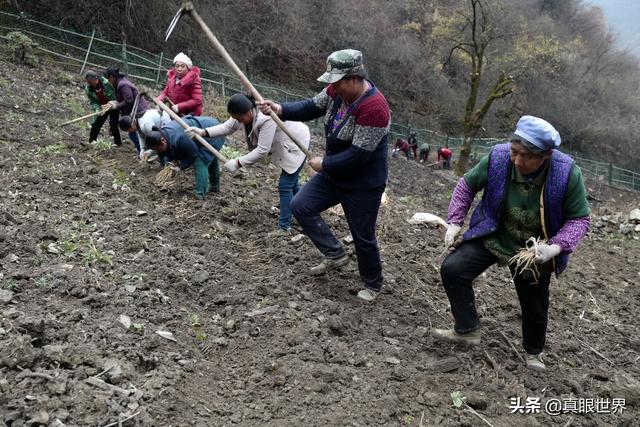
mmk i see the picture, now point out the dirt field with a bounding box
[1,56,639,427]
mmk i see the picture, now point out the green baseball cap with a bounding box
[317,49,365,84]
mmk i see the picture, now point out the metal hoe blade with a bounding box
[165,6,186,42]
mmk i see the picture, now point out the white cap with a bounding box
[173,52,192,69]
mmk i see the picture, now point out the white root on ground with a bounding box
[154,167,176,187]
[407,212,448,227]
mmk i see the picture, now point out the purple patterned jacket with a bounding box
[447,143,590,276]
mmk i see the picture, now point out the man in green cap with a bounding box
[258,49,391,302]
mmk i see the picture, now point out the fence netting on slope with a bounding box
[1,10,638,191]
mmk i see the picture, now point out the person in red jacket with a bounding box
[437,146,453,169]
[393,138,411,160]
[159,52,203,116]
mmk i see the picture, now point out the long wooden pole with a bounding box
[151,96,228,163]
[183,3,312,159]
[60,110,103,126]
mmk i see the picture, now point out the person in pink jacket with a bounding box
[159,52,203,116]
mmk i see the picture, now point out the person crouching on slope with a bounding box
[186,93,310,234]
[144,116,225,199]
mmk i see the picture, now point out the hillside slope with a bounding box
[0,57,639,426]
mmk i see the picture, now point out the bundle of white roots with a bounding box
[154,166,176,187]
[509,236,547,284]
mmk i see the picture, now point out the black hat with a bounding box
[104,66,124,79]
[145,130,164,148]
[119,115,134,131]
[85,70,99,80]
[227,93,255,115]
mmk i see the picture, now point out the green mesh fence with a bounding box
[0,10,638,191]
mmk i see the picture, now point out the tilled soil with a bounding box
[0,56,639,427]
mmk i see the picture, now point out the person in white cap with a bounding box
[432,115,590,372]
[159,52,203,116]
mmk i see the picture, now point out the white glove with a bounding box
[171,104,179,113]
[256,100,282,116]
[444,223,462,248]
[166,162,181,172]
[223,159,241,172]
[185,127,206,138]
[530,243,561,264]
[140,149,151,162]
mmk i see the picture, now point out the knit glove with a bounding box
[444,224,462,248]
[530,243,562,264]
[185,127,206,138]
[223,159,241,172]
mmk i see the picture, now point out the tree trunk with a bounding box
[455,135,473,176]
[454,72,514,176]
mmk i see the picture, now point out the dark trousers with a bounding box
[291,172,384,291]
[89,110,122,145]
[440,239,551,355]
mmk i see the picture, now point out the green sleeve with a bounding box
[89,100,101,112]
[562,165,590,218]
[463,154,489,191]
[86,89,101,112]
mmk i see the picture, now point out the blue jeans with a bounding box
[290,172,384,291]
[278,163,303,230]
[129,131,141,155]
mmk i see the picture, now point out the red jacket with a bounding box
[159,66,203,116]
[395,139,410,152]
[438,147,452,161]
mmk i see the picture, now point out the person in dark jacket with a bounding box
[145,116,224,198]
[258,49,390,302]
[84,70,121,146]
[432,115,590,372]
[103,67,146,157]
[408,132,418,159]
[419,142,430,163]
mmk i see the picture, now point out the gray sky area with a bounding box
[587,0,640,56]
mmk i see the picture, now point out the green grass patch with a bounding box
[66,98,85,117]
[91,137,113,151]
[221,146,243,160]
[113,169,128,186]
[37,143,67,155]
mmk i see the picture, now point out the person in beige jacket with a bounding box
[186,93,310,233]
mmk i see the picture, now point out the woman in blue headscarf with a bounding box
[433,115,590,372]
